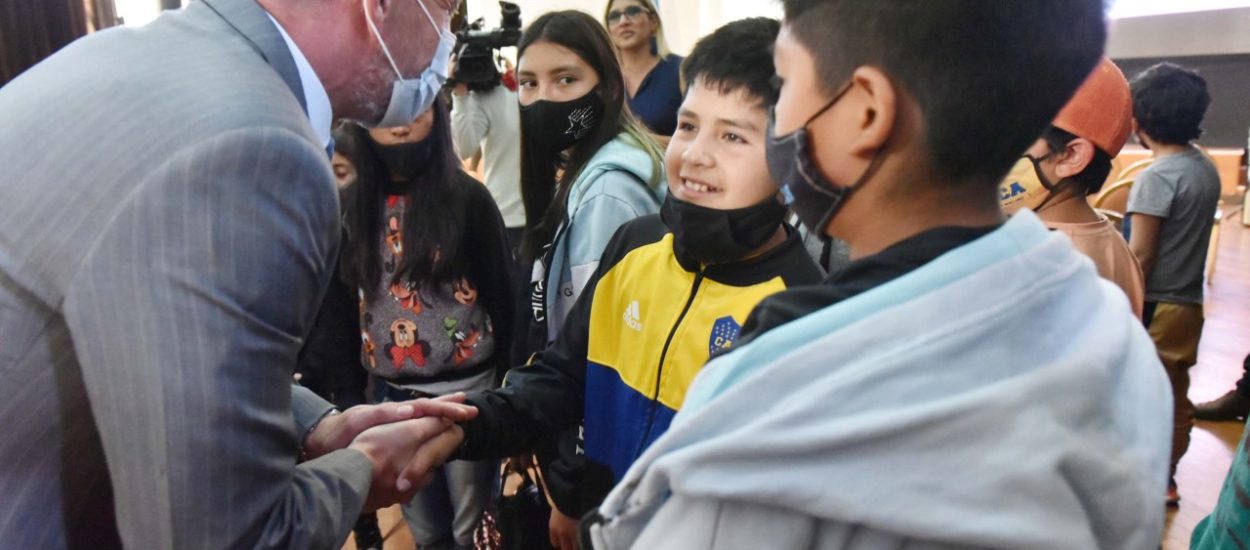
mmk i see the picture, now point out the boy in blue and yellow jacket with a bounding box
[452,18,821,547]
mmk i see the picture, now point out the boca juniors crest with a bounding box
[709,316,742,357]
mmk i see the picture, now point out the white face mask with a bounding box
[361,0,456,128]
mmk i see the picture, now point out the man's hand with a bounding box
[395,423,465,494]
[449,55,470,97]
[349,418,460,510]
[302,394,477,460]
[549,507,581,550]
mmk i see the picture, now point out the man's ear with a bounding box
[362,0,390,27]
[1054,138,1096,179]
[844,66,897,158]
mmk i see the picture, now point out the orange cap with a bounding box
[1053,58,1133,157]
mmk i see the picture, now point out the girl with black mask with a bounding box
[513,10,667,363]
[339,96,515,550]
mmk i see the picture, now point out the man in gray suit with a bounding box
[0,0,473,547]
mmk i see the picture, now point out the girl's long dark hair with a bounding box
[340,96,468,300]
[517,10,661,263]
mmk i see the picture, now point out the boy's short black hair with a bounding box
[1130,62,1210,146]
[780,0,1106,185]
[1041,126,1114,196]
[681,17,782,108]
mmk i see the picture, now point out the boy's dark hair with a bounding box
[1041,126,1114,195]
[681,17,782,108]
[1130,62,1210,146]
[780,0,1106,186]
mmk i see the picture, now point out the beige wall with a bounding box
[468,0,782,57]
[659,0,781,56]
[1108,7,1250,58]
[468,0,609,34]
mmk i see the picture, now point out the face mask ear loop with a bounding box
[811,122,894,237]
[1028,153,1075,213]
[802,80,853,131]
[363,0,405,79]
[415,0,443,35]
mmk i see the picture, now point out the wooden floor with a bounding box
[342,506,413,550]
[1164,205,1250,550]
[346,207,1250,550]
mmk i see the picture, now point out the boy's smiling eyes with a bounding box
[676,111,763,145]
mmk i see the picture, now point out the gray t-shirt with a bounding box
[1126,147,1220,305]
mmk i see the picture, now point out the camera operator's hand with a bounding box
[450,54,469,97]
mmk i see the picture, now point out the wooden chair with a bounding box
[1101,156,1124,191]
[1093,178,1134,215]
[1117,158,1153,180]
[1207,209,1223,283]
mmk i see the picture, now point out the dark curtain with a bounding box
[88,0,119,32]
[1,0,118,87]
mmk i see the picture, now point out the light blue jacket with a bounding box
[539,134,665,342]
[589,211,1172,550]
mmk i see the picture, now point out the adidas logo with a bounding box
[623,300,643,332]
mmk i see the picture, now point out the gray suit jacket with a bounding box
[0,0,373,547]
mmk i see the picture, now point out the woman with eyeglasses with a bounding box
[603,0,683,138]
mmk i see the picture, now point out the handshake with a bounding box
[301,394,477,510]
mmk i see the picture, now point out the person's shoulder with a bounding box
[1134,160,1176,188]
[453,170,497,206]
[1181,149,1222,182]
[771,225,825,286]
[478,84,517,104]
[615,214,668,247]
[1064,218,1128,250]
[596,214,669,274]
[592,166,651,189]
[659,54,684,78]
[579,138,658,191]
[578,169,660,216]
[455,169,486,188]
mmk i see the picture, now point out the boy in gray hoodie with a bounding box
[582,1,1171,549]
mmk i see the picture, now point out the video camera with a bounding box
[451,2,522,89]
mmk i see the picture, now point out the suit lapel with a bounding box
[199,0,307,113]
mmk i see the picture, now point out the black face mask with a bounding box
[371,138,434,181]
[765,80,876,241]
[660,194,788,266]
[521,89,605,154]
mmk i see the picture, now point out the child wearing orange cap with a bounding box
[1000,58,1145,319]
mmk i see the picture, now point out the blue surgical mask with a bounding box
[362,0,456,128]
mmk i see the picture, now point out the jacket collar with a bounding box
[672,223,807,286]
[199,0,307,113]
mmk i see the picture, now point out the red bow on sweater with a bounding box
[390,345,427,368]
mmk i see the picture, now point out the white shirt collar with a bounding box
[265,13,333,150]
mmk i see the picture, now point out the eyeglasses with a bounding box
[607,5,650,26]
